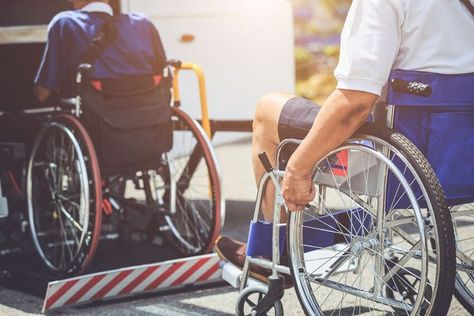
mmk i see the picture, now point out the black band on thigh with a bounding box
[277,96,321,142]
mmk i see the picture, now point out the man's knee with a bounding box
[254,93,276,125]
[253,92,290,134]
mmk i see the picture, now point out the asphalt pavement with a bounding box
[0,135,471,315]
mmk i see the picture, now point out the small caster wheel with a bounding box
[236,286,283,316]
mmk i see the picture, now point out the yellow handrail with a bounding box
[171,62,212,138]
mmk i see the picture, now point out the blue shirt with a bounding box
[34,10,167,96]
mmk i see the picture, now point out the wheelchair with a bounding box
[25,61,224,275]
[232,70,474,316]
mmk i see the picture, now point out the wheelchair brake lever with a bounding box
[166,59,182,69]
[258,152,273,173]
[258,152,286,209]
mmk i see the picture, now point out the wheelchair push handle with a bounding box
[76,63,93,84]
[390,78,432,97]
[166,59,182,69]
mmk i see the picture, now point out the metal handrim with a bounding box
[288,141,429,315]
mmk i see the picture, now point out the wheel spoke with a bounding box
[158,108,220,255]
[58,203,84,232]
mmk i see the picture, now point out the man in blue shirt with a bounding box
[34,0,167,102]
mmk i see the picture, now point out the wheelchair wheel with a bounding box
[452,202,474,313]
[153,107,222,255]
[27,114,102,275]
[285,123,455,316]
[236,286,283,316]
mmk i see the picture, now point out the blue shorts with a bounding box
[277,97,321,142]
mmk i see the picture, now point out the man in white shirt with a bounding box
[215,0,474,288]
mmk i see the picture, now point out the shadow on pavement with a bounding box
[221,200,255,242]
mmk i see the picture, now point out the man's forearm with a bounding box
[286,89,378,176]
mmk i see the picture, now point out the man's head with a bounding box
[69,0,109,10]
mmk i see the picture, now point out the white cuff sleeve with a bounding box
[335,76,384,96]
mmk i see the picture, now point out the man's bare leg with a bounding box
[252,92,295,221]
[215,92,296,268]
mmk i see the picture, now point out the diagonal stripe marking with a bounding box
[77,271,118,303]
[92,270,133,300]
[130,264,170,294]
[183,256,218,284]
[45,279,80,310]
[197,262,221,282]
[144,262,185,291]
[170,257,210,286]
[119,266,160,295]
[65,274,107,305]
[160,260,196,288]
[104,268,145,298]
[50,276,96,308]
[208,267,222,280]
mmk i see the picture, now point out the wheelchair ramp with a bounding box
[42,253,221,312]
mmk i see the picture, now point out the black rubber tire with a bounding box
[287,122,455,316]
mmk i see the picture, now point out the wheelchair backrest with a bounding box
[387,69,474,206]
[79,75,172,174]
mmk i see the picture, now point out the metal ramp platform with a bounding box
[42,253,222,312]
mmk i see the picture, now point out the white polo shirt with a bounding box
[334,0,474,96]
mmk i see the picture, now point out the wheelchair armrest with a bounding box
[45,96,77,110]
[58,98,77,109]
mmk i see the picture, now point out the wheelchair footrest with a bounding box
[221,261,264,289]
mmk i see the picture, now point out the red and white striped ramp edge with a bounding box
[42,253,221,312]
